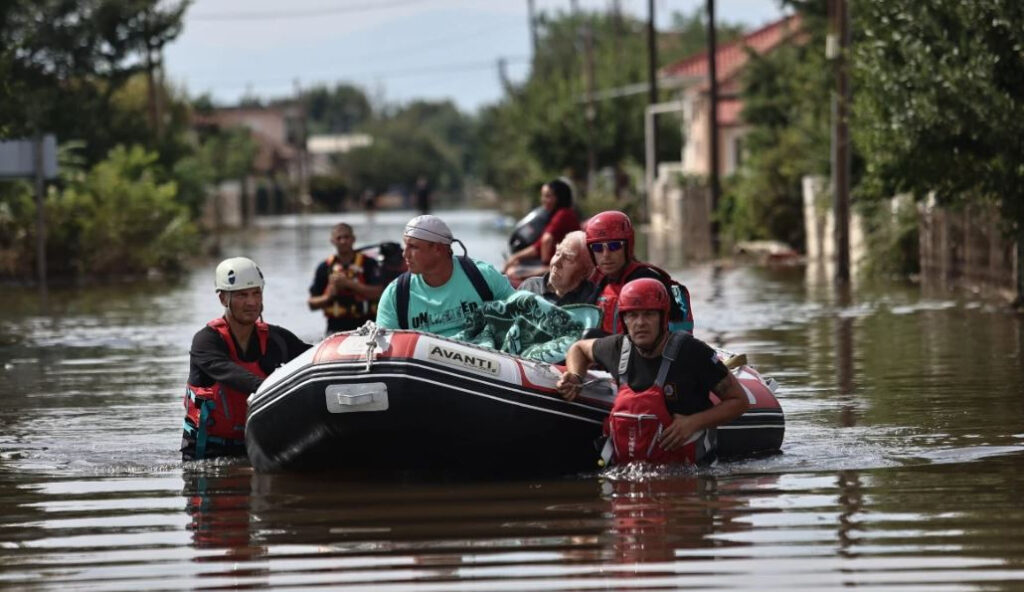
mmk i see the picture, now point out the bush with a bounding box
[1,144,198,280]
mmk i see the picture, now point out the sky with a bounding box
[163,0,789,114]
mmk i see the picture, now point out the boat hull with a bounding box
[246,329,784,473]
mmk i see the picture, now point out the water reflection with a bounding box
[3,211,1024,590]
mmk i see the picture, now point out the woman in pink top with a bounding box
[503,179,581,273]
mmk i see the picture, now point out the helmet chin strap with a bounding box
[221,292,263,323]
[631,313,669,357]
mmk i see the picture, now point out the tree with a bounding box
[0,0,189,164]
[304,83,373,134]
[853,0,1024,301]
[724,7,831,250]
[478,9,744,210]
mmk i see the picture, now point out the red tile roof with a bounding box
[661,14,802,89]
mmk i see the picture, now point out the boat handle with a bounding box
[337,392,377,406]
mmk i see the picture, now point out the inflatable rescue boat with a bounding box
[246,324,784,473]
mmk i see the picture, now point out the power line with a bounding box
[185,56,531,94]
[191,0,433,22]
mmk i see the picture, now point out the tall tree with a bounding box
[0,0,189,163]
[303,83,373,134]
[725,6,831,250]
[853,0,1024,301]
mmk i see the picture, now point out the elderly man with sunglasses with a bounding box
[585,211,694,335]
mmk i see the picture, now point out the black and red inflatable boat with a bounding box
[245,324,784,473]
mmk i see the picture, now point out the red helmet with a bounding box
[585,211,634,259]
[618,278,670,330]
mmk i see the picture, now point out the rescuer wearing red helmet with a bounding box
[584,211,694,335]
[556,278,748,465]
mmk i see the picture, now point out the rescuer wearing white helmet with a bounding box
[375,215,515,337]
[181,257,311,461]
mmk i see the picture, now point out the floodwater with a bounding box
[2,209,1024,591]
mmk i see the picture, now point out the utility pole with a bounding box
[33,132,47,297]
[526,0,538,56]
[583,13,597,196]
[294,79,310,215]
[706,0,721,256]
[647,0,658,169]
[828,0,851,283]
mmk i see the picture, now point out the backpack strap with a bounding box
[654,333,683,388]
[616,337,631,386]
[395,271,412,330]
[456,256,493,301]
[395,257,492,331]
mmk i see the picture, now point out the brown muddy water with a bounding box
[2,210,1023,591]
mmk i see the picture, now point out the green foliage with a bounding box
[478,9,744,204]
[0,0,190,161]
[853,0,1024,294]
[859,196,920,278]
[172,125,258,216]
[0,145,197,279]
[309,174,349,211]
[853,0,1024,225]
[723,12,831,252]
[304,83,373,134]
[336,100,475,198]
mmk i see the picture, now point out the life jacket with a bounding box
[395,256,493,330]
[183,318,269,459]
[322,253,376,320]
[594,262,694,334]
[603,333,715,465]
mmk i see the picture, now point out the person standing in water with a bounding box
[307,222,385,335]
[182,257,310,461]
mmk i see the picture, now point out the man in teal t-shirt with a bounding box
[376,215,514,337]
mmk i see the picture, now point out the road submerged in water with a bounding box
[2,210,1023,591]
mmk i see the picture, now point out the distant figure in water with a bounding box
[307,222,386,335]
[361,188,377,214]
[182,257,310,461]
[414,176,432,214]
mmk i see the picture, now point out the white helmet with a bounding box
[214,257,265,292]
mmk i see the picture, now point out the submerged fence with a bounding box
[919,201,1018,300]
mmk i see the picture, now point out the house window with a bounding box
[733,136,744,169]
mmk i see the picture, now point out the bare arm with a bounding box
[659,372,750,450]
[308,274,384,309]
[538,232,556,263]
[503,244,539,272]
[555,338,597,401]
[307,287,335,310]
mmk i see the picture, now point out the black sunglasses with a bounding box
[589,240,624,253]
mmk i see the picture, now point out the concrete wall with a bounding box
[647,163,713,266]
[802,175,866,278]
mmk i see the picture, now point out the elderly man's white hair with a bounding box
[559,230,594,275]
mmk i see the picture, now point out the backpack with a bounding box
[394,256,494,330]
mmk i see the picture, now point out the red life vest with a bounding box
[322,253,375,320]
[183,318,269,447]
[594,261,695,334]
[604,333,715,465]
[594,261,645,333]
